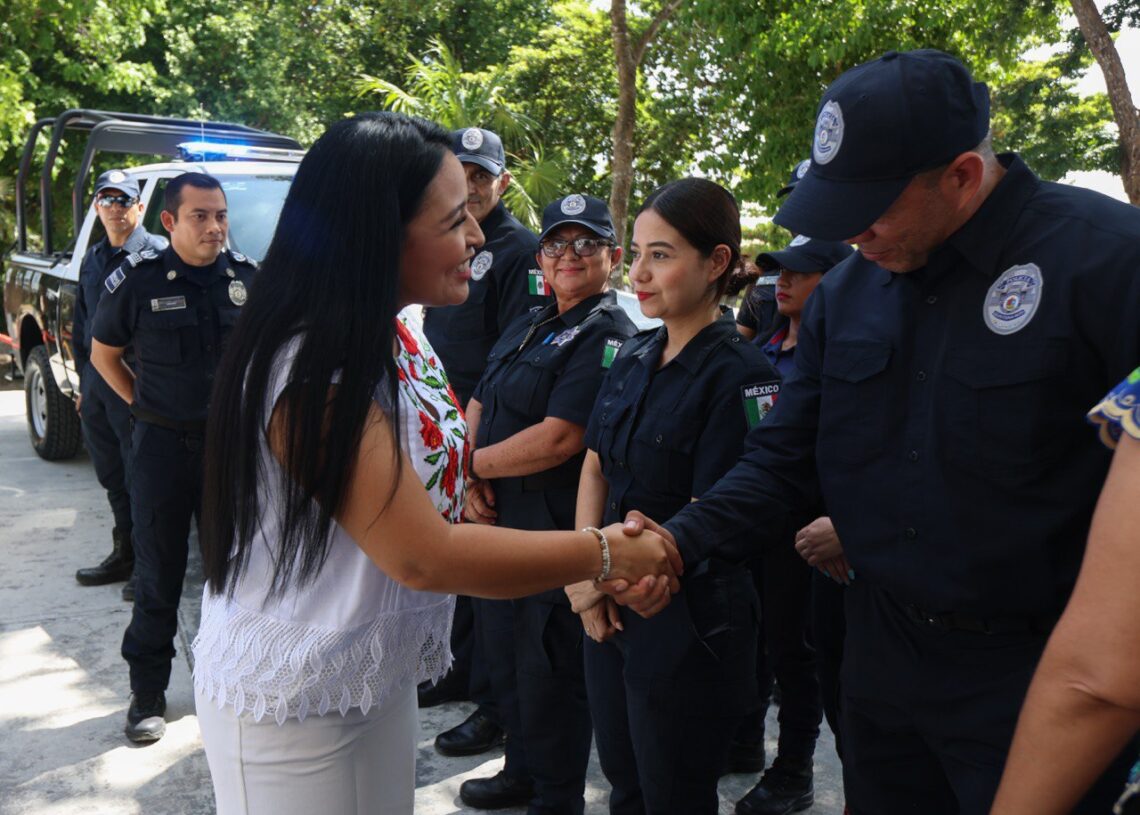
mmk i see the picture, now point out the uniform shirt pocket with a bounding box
[819,340,893,464]
[630,409,701,495]
[943,339,1068,480]
[136,308,198,366]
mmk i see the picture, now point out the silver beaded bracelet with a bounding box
[582,526,611,582]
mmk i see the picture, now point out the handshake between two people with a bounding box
[567,511,682,644]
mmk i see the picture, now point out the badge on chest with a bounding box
[983,263,1042,336]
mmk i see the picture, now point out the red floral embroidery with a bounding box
[441,446,459,497]
[407,362,419,381]
[419,411,444,449]
[429,356,438,369]
[394,320,421,356]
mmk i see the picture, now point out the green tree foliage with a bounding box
[673,0,1120,207]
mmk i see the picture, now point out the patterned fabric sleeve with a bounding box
[1087,367,1140,450]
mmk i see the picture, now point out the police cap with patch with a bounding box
[93,169,141,199]
[538,194,615,243]
[757,235,855,274]
[774,49,990,241]
[776,159,811,198]
[451,127,506,175]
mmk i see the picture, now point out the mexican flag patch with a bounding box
[528,268,547,296]
[601,337,624,368]
[742,381,780,429]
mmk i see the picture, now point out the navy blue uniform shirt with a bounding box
[424,202,553,404]
[664,155,1140,618]
[473,290,637,497]
[72,225,167,383]
[586,310,780,551]
[91,246,257,422]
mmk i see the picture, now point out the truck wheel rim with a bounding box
[28,365,48,439]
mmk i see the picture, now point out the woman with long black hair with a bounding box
[191,111,679,815]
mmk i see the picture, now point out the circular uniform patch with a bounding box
[813,100,844,166]
[789,234,811,247]
[983,263,1043,335]
[108,170,127,184]
[228,279,248,306]
[560,194,586,215]
[166,270,177,280]
[795,159,811,179]
[470,251,493,281]
[461,128,484,150]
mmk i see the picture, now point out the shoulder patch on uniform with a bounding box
[742,381,780,429]
[601,336,625,369]
[104,267,127,294]
[127,249,160,268]
[228,250,258,269]
[527,268,547,296]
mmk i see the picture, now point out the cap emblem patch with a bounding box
[789,235,811,247]
[983,263,1043,336]
[560,194,587,215]
[108,170,127,184]
[461,128,484,150]
[470,251,493,281]
[813,100,844,166]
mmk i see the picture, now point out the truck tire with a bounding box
[25,345,82,460]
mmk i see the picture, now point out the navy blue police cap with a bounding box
[757,235,855,274]
[451,127,506,175]
[774,49,990,241]
[777,159,812,198]
[93,169,141,199]
[538,194,616,243]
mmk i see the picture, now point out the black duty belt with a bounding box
[903,603,1057,635]
[130,404,207,436]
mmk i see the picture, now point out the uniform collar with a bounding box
[120,225,152,256]
[637,307,738,374]
[535,290,612,328]
[944,153,1039,280]
[479,200,508,234]
[164,245,227,282]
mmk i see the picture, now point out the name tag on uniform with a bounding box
[742,381,780,429]
[150,296,187,312]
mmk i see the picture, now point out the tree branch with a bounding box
[632,0,684,66]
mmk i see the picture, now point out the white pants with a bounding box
[195,683,418,815]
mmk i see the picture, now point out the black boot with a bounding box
[121,572,137,602]
[735,758,814,815]
[434,708,505,756]
[76,527,134,586]
[459,770,534,809]
[125,691,166,743]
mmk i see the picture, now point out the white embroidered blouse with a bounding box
[192,318,468,723]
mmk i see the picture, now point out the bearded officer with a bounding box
[73,169,167,598]
[422,126,554,756]
[91,172,257,743]
[613,49,1140,815]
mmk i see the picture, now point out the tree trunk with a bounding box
[1070,0,1140,204]
[609,0,638,271]
[608,0,684,286]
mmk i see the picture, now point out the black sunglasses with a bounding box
[539,238,613,258]
[96,194,138,208]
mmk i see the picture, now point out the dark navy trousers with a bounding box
[121,421,200,692]
[80,370,133,532]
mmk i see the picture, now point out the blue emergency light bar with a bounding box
[176,141,306,163]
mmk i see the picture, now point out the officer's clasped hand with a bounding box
[595,511,682,619]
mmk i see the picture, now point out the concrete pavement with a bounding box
[0,378,845,814]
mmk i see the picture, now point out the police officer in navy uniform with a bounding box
[91,172,256,743]
[614,49,1140,814]
[735,161,809,343]
[73,170,166,596]
[458,194,637,812]
[423,127,553,752]
[573,178,772,814]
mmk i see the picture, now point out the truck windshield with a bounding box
[142,174,293,262]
